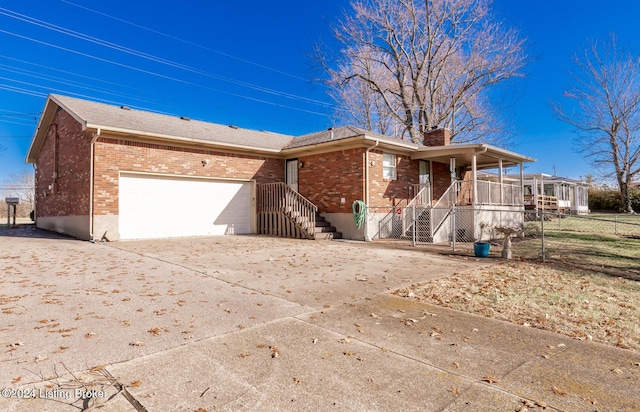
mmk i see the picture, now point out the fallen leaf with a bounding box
[130,380,142,387]
[552,385,567,396]
[11,376,21,384]
[482,375,498,384]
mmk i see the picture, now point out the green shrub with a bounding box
[588,188,640,212]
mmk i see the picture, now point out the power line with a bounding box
[61,0,309,82]
[0,7,331,108]
[0,62,166,106]
[0,53,169,98]
[0,28,330,117]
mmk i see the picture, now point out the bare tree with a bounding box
[322,0,527,144]
[554,35,640,213]
[1,170,34,218]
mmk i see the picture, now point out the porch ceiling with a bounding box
[411,144,535,169]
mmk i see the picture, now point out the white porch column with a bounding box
[498,158,504,205]
[539,175,544,211]
[472,153,477,206]
[519,163,524,206]
[531,176,540,211]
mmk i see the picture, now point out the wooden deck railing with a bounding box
[524,194,558,210]
[257,182,317,239]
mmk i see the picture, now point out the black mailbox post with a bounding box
[5,197,19,226]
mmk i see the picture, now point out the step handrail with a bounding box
[257,182,317,239]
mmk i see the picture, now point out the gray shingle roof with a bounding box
[52,94,294,151]
[285,125,409,149]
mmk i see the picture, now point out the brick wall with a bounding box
[432,161,452,200]
[368,150,418,207]
[93,138,285,215]
[35,110,92,217]
[423,128,451,146]
[297,148,365,213]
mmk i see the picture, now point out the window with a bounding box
[383,153,397,180]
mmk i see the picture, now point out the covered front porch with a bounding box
[370,143,534,243]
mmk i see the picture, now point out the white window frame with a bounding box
[383,153,397,180]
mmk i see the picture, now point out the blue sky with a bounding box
[0,0,638,183]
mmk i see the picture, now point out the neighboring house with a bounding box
[477,172,589,215]
[26,94,535,242]
[517,173,589,215]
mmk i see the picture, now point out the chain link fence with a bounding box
[369,205,640,265]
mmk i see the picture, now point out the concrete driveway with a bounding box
[1,227,638,411]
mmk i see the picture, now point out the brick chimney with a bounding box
[423,127,451,147]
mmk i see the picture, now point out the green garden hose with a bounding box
[352,200,367,229]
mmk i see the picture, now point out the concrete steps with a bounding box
[314,213,342,240]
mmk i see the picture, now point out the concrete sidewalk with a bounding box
[1,230,639,411]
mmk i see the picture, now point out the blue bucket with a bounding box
[474,242,490,257]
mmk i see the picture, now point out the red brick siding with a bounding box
[35,110,91,217]
[297,148,365,213]
[431,161,451,200]
[369,151,418,207]
[423,128,451,146]
[93,138,284,215]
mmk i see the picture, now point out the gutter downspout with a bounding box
[31,164,36,224]
[364,140,379,241]
[89,128,101,240]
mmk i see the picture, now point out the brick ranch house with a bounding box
[26,94,534,242]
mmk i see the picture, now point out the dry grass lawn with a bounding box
[395,258,640,351]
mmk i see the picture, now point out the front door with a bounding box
[286,159,298,192]
[419,160,431,188]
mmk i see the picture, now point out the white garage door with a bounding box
[119,174,253,240]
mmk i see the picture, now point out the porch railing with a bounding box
[257,182,317,239]
[431,181,458,239]
[458,180,524,206]
[402,184,432,236]
[524,194,559,211]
